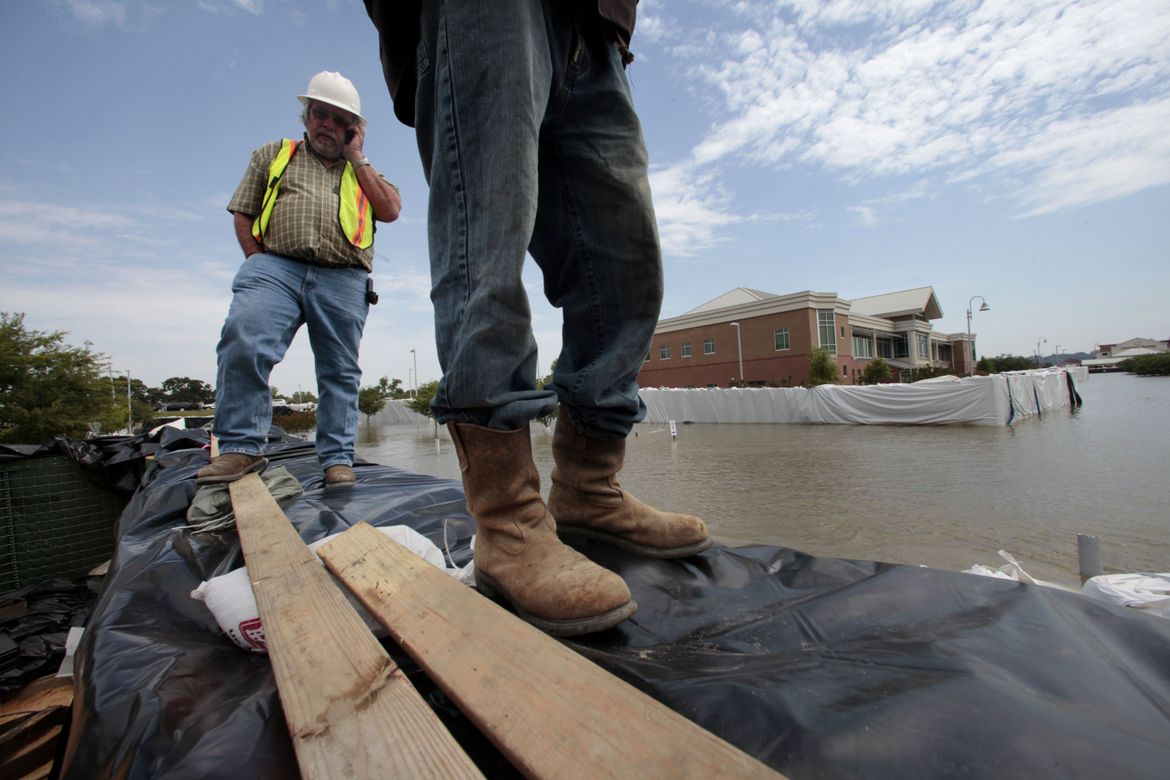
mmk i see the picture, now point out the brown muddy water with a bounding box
[356,373,1170,588]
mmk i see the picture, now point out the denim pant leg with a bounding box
[415,0,560,430]
[213,253,306,456]
[302,265,370,468]
[529,15,663,440]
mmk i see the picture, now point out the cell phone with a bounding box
[345,129,355,145]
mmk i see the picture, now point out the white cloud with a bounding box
[197,0,263,16]
[651,0,1170,231]
[848,205,879,227]
[649,162,791,256]
[59,0,128,26]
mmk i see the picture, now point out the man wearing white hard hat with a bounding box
[199,71,402,487]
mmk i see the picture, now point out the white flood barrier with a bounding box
[639,367,1086,426]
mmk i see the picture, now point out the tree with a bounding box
[909,364,954,381]
[358,386,387,422]
[0,312,126,442]
[377,375,404,398]
[534,360,559,425]
[1120,354,1170,376]
[808,348,838,386]
[536,359,558,390]
[980,355,1036,373]
[289,390,318,404]
[861,357,893,384]
[407,380,439,418]
[160,376,215,405]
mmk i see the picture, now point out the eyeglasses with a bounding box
[310,105,356,128]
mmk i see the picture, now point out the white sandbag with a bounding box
[191,525,474,653]
[963,550,1068,590]
[1081,573,1170,619]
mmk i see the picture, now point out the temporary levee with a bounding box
[638,368,1086,426]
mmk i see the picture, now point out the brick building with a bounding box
[638,286,977,388]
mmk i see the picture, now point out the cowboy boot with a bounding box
[448,421,636,636]
[196,452,267,485]
[548,408,713,558]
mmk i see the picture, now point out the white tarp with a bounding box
[639,368,1081,426]
[370,398,430,424]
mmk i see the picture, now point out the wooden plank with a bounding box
[228,474,483,780]
[0,676,73,727]
[0,722,61,778]
[318,522,786,780]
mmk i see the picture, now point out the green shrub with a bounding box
[861,357,893,384]
[1120,354,1170,376]
[273,409,317,433]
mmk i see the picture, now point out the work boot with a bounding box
[548,408,713,558]
[448,421,636,636]
[324,464,356,486]
[196,452,267,485]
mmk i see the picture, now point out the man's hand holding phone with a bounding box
[344,123,364,163]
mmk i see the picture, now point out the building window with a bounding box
[659,344,671,360]
[916,333,929,361]
[681,341,692,358]
[774,328,790,351]
[818,310,836,355]
[842,365,848,376]
[853,335,872,358]
[840,326,846,337]
[877,338,893,358]
[893,335,909,359]
[704,338,716,355]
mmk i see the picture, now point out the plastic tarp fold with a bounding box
[64,433,1170,779]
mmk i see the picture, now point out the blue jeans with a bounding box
[414,0,662,440]
[212,252,369,468]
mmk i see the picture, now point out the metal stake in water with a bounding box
[1077,533,1103,583]
[669,420,677,440]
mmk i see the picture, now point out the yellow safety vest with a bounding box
[252,139,374,249]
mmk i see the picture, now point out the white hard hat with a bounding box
[298,71,364,122]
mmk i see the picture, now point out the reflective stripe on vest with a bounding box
[251,138,374,250]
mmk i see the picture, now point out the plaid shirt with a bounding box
[228,136,381,271]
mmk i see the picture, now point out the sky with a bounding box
[1,0,1168,395]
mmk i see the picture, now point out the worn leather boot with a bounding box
[449,421,636,636]
[548,408,713,558]
[196,452,267,485]
[324,464,356,486]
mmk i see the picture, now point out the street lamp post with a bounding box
[112,369,132,434]
[410,349,418,398]
[1035,337,1047,369]
[965,296,990,376]
[728,322,744,386]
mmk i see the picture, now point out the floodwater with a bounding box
[356,373,1170,587]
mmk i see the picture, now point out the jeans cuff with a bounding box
[219,447,263,458]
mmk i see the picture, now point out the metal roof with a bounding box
[848,287,943,320]
[685,287,777,315]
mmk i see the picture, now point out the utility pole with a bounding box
[966,296,990,376]
[410,348,418,398]
[729,322,744,385]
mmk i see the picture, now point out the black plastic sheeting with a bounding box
[63,432,1170,779]
[0,434,157,498]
